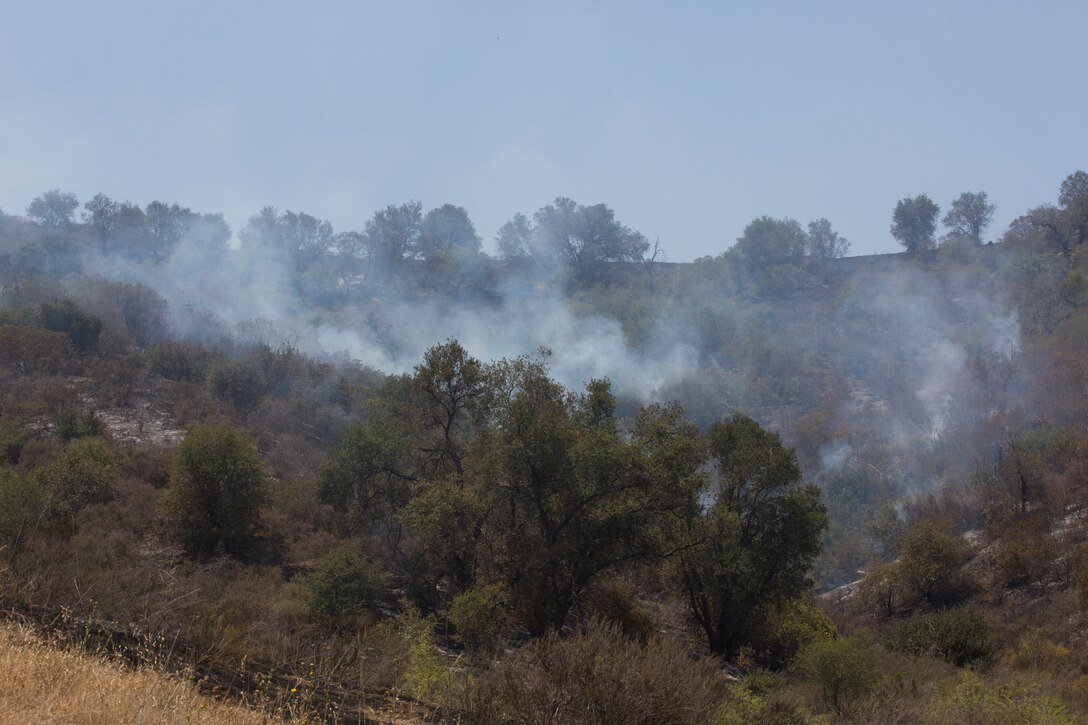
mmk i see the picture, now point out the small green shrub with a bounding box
[158,423,266,559]
[882,608,994,667]
[305,546,388,617]
[36,436,117,519]
[896,520,971,607]
[449,586,511,652]
[39,298,102,352]
[0,418,28,465]
[796,636,879,715]
[54,407,106,442]
[927,671,1073,724]
[0,468,47,561]
[756,598,837,665]
[395,608,450,702]
[1008,632,1071,672]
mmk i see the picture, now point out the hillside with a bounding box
[1,173,1088,722]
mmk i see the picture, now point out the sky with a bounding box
[1,1,1084,260]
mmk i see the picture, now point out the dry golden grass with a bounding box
[0,621,291,725]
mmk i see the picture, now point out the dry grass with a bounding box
[0,621,291,724]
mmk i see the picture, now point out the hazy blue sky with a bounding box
[1,1,1084,259]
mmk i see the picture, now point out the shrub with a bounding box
[449,586,511,653]
[0,469,47,561]
[896,520,971,608]
[207,359,265,413]
[305,546,388,617]
[158,423,266,559]
[881,608,994,667]
[0,418,28,465]
[38,299,102,352]
[795,637,879,715]
[927,672,1073,724]
[1008,632,1071,672]
[464,620,728,724]
[994,512,1059,590]
[36,437,117,519]
[54,407,106,442]
[148,340,213,382]
[0,324,74,373]
[583,578,654,642]
[755,598,837,666]
[397,609,450,702]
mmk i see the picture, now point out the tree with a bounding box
[417,204,481,260]
[726,216,810,294]
[495,212,534,262]
[82,193,120,247]
[158,423,266,559]
[36,437,117,520]
[410,339,487,478]
[1059,170,1088,250]
[942,191,995,243]
[677,413,827,657]
[414,204,489,293]
[733,216,807,268]
[316,413,415,524]
[473,368,702,635]
[363,201,423,276]
[496,198,649,284]
[806,218,851,259]
[27,189,79,228]
[240,206,334,277]
[535,197,649,284]
[891,194,940,253]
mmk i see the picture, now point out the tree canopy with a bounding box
[891,194,940,253]
[497,198,649,284]
[942,191,995,243]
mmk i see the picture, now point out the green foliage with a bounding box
[158,423,266,559]
[305,545,388,617]
[891,194,940,253]
[36,436,117,519]
[0,468,47,561]
[796,637,879,715]
[678,413,827,658]
[942,191,996,242]
[207,358,265,412]
[926,671,1073,724]
[895,520,971,608]
[449,586,511,653]
[496,197,649,285]
[757,599,838,666]
[0,324,74,372]
[38,299,102,352]
[473,372,704,635]
[54,407,106,442]
[148,340,213,381]
[728,216,809,294]
[316,414,413,522]
[394,608,450,701]
[1008,632,1071,672]
[398,481,480,605]
[881,608,994,667]
[26,189,79,228]
[0,418,28,465]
